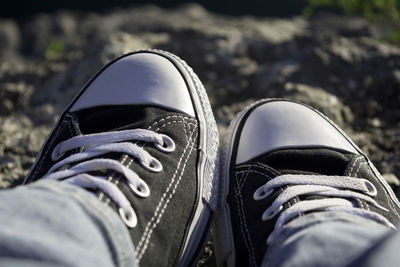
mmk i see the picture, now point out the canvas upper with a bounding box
[214,99,400,267]
[24,50,220,267]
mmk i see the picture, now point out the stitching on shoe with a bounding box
[347,157,368,211]
[236,170,277,180]
[238,166,250,191]
[135,122,198,262]
[351,158,369,212]
[234,167,258,267]
[349,156,365,177]
[98,115,195,203]
[100,155,130,204]
[99,115,195,202]
[149,115,196,130]
[105,115,194,194]
[254,162,280,176]
[136,124,198,260]
[153,120,197,144]
[237,163,280,178]
[353,161,368,177]
[109,115,196,257]
[250,163,300,209]
[93,114,202,261]
[116,117,195,190]
[236,165,250,190]
[348,156,363,177]
[237,163,300,215]
[349,158,395,214]
[234,163,288,267]
[154,120,197,132]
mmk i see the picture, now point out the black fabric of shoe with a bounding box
[26,104,201,266]
[230,148,400,266]
[24,50,220,267]
[215,99,400,267]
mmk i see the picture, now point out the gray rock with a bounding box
[0,19,20,58]
[383,173,400,186]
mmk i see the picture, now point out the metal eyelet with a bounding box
[140,157,163,173]
[253,186,274,200]
[128,181,150,198]
[155,134,175,153]
[51,143,64,161]
[362,179,377,197]
[119,206,137,228]
[262,206,283,221]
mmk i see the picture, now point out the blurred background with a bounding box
[0,0,309,18]
[0,1,400,265]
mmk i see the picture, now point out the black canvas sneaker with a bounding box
[23,50,219,267]
[214,99,400,267]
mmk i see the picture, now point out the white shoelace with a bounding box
[253,174,396,244]
[43,129,175,228]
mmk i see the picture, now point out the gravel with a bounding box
[0,4,399,265]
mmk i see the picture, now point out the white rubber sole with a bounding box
[214,99,267,267]
[148,50,220,267]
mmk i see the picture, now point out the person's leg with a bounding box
[214,99,400,267]
[345,222,400,267]
[262,212,391,267]
[18,50,219,266]
[0,181,136,267]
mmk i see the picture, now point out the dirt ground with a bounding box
[0,4,399,266]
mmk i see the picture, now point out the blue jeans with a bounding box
[0,181,136,267]
[0,180,398,267]
[263,212,395,267]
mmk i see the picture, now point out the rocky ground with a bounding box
[0,3,400,266]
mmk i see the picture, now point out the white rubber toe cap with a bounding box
[70,52,195,116]
[236,101,358,164]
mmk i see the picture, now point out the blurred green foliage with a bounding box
[45,38,64,60]
[303,0,400,43]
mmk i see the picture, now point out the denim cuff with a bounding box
[30,180,137,267]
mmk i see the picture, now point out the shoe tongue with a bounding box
[254,148,354,176]
[254,148,360,205]
[68,105,181,205]
[72,105,177,134]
